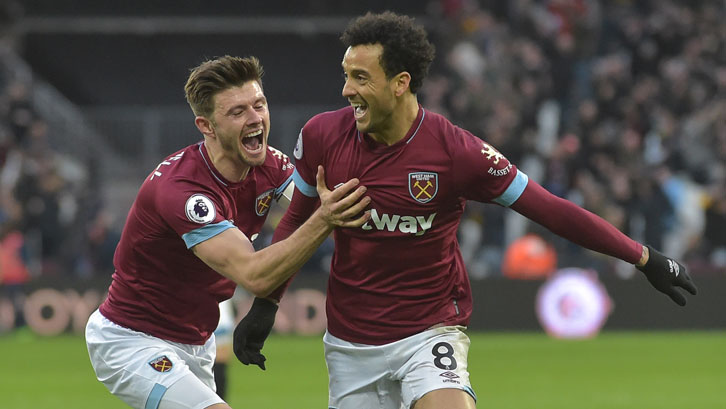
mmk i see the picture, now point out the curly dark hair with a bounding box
[341,11,435,94]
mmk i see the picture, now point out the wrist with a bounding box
[310,207,336,231]
[252,296,279,311]
[636,245,649,268]
[260,296,280,306]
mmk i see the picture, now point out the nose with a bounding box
[342,79,355,98]
[247,107,263,125]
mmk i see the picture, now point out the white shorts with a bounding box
[324,325,476,409]
[214,298,236,347]
[85,309,225,409]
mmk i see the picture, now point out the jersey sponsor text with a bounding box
[361,208,436,236]
[487,163,513,176]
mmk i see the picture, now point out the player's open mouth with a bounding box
[352,102,368,120]
[241,129,264,153]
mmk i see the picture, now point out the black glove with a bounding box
[636,245,698,306]
[233,297,278,370]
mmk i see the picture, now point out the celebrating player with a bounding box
[84,55,370,409]
[233,12,697,409]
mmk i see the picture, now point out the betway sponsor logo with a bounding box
[361,208,436,236]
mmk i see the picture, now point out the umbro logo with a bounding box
[440,371,461,384]
[439,371,459,380]
[668,260,680,277]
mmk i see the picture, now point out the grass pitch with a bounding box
[1,330,724,408]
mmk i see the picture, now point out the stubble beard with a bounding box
[219,132,266,168]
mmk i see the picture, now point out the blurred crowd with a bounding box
[1,0,725,286]
[421,0,726,278]
[0,47,119,287]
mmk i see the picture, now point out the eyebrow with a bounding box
[345,68,369,77]
[223,96,267,116]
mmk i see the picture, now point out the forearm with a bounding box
[194,207,330,296]
[195,168,368,296]
[239,207,331,297]
[266,190,319,300]
[510,181,643,264]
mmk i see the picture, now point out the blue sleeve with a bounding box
[181,220,236,248]
[492,170,529,207]
[292,169,318,197]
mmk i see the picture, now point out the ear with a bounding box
[393,72,412,97]
[195,116,215,138]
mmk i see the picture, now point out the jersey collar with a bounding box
[197,142,249,188]
[357,105,426,152]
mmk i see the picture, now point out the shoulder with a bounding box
[422,109,464,138]
[417,108,473,156]
[143,143,220,200]
[295,107,355,165]
[261,145,294,172]
[303,106,355,139]
[166,144,213,184]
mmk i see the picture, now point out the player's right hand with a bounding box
[233,297,278,370]
[636,245,698,306]
[316,165,371,228]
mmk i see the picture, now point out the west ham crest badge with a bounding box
[409,172,438,204]
[149,355,173,373]
[255,189,275,216]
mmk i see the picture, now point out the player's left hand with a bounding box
[233,297,278,370]
[636,245,698,306]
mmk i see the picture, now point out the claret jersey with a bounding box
[100,142,293,345]
[292,106,528,344]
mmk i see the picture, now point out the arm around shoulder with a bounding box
[191,219,329,296]
[193,166,371,297]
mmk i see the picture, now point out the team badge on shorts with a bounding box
[255,189,275,216]
[185,194,215,224]
[409,172,438,204]
[149,355,173,373]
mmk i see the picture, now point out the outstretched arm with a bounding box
[510,179,642,263]
[510,179,697,305]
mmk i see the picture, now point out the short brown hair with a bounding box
[184,55,265,118]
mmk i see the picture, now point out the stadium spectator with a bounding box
[704,180,726,269]
[234,11,697,409]
[501,233,557,279]
[75,205,121,278]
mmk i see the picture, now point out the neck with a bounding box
[369,94,419,146]
[204,140,251,182]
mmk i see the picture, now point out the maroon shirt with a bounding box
[100,142,293,344]
[290,106,525,344]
